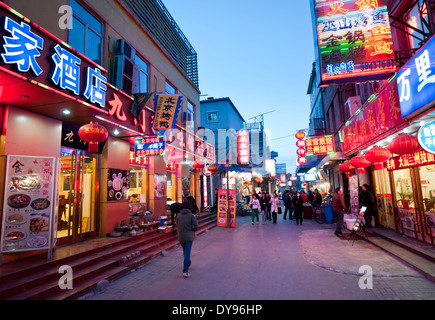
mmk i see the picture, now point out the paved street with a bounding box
[85,214,435,301]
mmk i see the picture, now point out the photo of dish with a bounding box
[30,198,50,210]
[7,213,26,224]
[29,216,49,232]
[27,236,48,248]
[10,175,40,191]
[112,177,122,191]
[107,169,129,201]
[8,194,31,208]
[5,231,26,242]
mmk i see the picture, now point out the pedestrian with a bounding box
[283,190,293,220]
[213,188,219,213]
[314,189,323,209]
[176,202,199,278]
[265,192,272,221]
[361,184,375,228]
[293,191,304,225]
[332,188,347,237]
[270,192,280,224]
[307,190,314,205]
[301,191,308,203]
[169,201,181,223]
[260,192,268,224]
[185,193,199,215]
[249,193,261,225]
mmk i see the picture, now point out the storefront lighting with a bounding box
[113,129,120,136]
[62,109,71,115]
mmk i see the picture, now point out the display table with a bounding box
[303,203,313,219]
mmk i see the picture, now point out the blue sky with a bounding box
[162,0,316,174]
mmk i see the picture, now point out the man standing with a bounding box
[177,202,199,278]
[332,187,347,237]
[282,190,293,220]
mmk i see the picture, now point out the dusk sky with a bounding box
[162,0,316,174]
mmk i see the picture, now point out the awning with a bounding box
[316,152,346,171]
[296,160,321,174]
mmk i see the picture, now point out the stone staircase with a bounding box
[0,213,217,300]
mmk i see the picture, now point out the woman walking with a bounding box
[270,192,280,224]
[293,191,304,225]
[249,193,261,225]
[260,192,268,224]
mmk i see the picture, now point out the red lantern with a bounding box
[78,121,108,153]
[388,134,420,156]
[207,164,219,174]
[365,146,391,170]
[255,177,262,183]
[350,154,372,174]
[192,160,205,173]
[339,161,355,177]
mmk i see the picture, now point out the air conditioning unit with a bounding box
[114,40,138,94]
[116,39,135,60]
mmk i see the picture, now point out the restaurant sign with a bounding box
[386,149,435,171]
[341,79,405,155]
[305,135,335,155]
[417,121,435,154]
[397,34,435,118]
[134,136,165,157]
[312,0,396,86]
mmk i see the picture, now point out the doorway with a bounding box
[57,147,98,245]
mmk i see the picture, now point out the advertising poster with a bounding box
[107,169,129,201]
[1,156,57,253]
[154,174,167,198]
[217,189,236,228]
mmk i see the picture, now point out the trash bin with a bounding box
[303,203,313,219]
[322,205,333,224]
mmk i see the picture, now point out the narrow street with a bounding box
[85,215,435,301]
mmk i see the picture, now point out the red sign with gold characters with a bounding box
[306,136,335,155]
[386,150,435,171]
[312,0,396,86]
[238,130,250,164]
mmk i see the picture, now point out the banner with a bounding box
[217,189,236,228]
[152,94,182,131]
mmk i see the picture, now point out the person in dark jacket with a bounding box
[176,202,199,278]
[361,184,375,228]
[292,192,304,225]
[314,189,323,208]
[283,190,293,220]
[185,194,199,214]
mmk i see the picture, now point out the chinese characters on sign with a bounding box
[134,136,165,157]
[217,189,236,228]
[312,0,396,86]
[397,34,435,118]
[418,121,435,154]
[1,156,56,253]
[1,16,107,108]
[237,130,250,164]
[153,94,182,131]
[296,131,307,165]
[386,150,435,171]
[306,136,335,155]
[341,80,405,155]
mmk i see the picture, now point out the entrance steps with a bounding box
[366,228,435,282]
[0,213,217,300]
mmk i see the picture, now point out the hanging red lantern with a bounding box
[207,164,219,174]
[387,133,420,156]
[255,177,262,183]
[78,121,108,153]
[339,161,355,177]
[365,146,391,170]
[350,154,372,174]
[192,160,205,173]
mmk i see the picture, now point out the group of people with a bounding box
[281,189,323,225]
[249,192,281,224]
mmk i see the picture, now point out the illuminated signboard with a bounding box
[237,130,250,164]
[418,121,435,154]
[306,136,335,155]
[397,34,435,118]
[134,136,165,157]
[312,0,396,86]
[386,149,435,171]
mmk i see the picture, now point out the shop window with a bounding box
[406,0,429,50]
[165,81,176,94]
[185,100,195,133]
[68,0,103,65]
[419,165,435,237]
[393,169,416,236]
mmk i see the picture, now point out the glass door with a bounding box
[57,147,98,245]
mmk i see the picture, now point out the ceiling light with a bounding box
[114,129,120,136]
[62,109,71,115]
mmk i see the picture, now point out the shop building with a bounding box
[0,0,208,263]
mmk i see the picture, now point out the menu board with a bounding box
[1,156,57,253]
[217,189,236,228]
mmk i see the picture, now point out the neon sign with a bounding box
[312,0,396,86]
